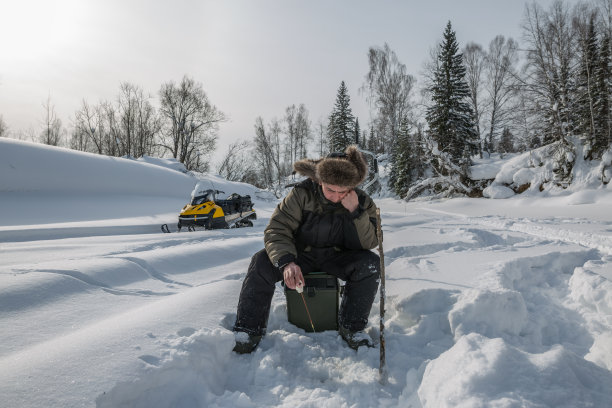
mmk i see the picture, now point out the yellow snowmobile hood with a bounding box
[180,202,223,217]
[171,189,256,232]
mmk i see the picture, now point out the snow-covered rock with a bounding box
[482,184,515,199]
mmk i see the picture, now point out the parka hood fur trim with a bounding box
[293,145,368,188]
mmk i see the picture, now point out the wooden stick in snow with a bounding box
[376,207,387,383]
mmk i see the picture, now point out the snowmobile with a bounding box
[161,189,256,233]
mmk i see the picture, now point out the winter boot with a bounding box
[232,332,262,354]
[338,325,374,350]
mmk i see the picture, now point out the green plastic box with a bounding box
[284,273,339,332]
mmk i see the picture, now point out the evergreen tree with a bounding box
[529,135,542,150]
[354,118,361,145]
[412,126,427,181]
[328,81,355,152]
[390,116,413,197]
[425,21,479,178]
[522,1,576,147]
[366,126,378,153]
[498,127,515,157]
[594,32,612,157]
[575,15,599,157]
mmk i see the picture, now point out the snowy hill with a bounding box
[0,137,197,195]
[1,138,611,407]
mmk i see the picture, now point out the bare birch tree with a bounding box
[268,118,287,178]
[115,82,160,158]
[484,35,519,154]
[73,100,103,153]
[253,116,276,190]
[315,118,329,157]
[0,115,8,138]
[521,1,579,184]
[40,95,63,146]
[521,1,577,144]
[217,140,254,182]
[362,43,416,152]
[159,75,225,172]
[596,0,612,39]
[463,42,486,155]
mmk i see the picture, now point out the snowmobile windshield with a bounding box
[190,190,216,205]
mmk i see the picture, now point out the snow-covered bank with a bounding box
[0,137,195,195]
[1,139,611,407]
[0,137,197,231]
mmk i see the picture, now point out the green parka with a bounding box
[264,179,379,269]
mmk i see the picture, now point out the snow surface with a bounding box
[1,137,611,407]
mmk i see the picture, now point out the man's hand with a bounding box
[341,190,359,212]
[283,262,304,290]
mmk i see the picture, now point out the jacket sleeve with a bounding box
[350,193,379,250]
[264,187,304,268]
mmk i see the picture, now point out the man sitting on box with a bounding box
[233,145,380,353]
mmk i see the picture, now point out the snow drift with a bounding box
[0,137,195,195]
[1,138,611,407]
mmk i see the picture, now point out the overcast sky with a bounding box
[0,0,575,163]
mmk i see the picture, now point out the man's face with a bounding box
[321,183,350,203]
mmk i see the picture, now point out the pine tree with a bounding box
[594,32,612,158]
[576,15,599,158]
[522,1,576,149]
[328,81,356,152]
[390,116,413,197]
[387,131,401,195]
[425,21,479,178]
[412,126,427,181]
[366,126,378,153]
[498,127,514,157]
[354,118,361,145]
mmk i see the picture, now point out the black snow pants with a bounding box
[234,247,380,336]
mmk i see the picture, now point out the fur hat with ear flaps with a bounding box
[293,145,368,188]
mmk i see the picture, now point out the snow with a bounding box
[1,137,612,407]
[133,156,188,174]
[482,184,515,199]
[0,138,195,195]
[469,154,509,181]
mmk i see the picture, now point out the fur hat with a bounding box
[293,145,368,188]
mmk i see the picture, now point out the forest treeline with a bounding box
[3,0,612,198]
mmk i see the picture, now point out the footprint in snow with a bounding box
[138,355,161,366]
[177,327,197,337]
